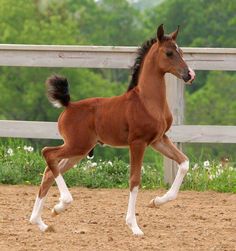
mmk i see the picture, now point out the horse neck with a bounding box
[137,51,167,112]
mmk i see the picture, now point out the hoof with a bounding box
[155,196,167,205]
[157,193,177,205]
[148,199,157,208]
[44,225,56,233]
[133,228,144,236]
[52,199,71,216]
[51,208,59,217]
[29,217,48,232]
[126,221,144,236]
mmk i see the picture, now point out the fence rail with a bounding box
[0,44,236,184]
[0,45,236,70]
[1,120,236,143]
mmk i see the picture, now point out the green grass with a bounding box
[0,139,235,193]
[0,139,45,185]
[182,160,236,193]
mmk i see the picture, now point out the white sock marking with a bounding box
[155,160,189,205]
[126,186,144,236]
[55,174,73,203]
[30,196,48,231]
[53,174,73,214]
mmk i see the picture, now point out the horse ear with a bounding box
[157,24,164,42]
[171,25,180,41]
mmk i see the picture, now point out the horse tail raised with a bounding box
[45,75,70,108]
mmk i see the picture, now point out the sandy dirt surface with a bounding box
[0,185,235,251]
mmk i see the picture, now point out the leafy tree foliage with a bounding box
[145,0,236,47]
[185,72,236,160]
[186,72,236,126]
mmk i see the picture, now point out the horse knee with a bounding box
[130,176,141,191]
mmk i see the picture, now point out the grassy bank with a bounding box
[0,140,235,193]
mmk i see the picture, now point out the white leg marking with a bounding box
[30,196,48,231]
[154,160,189,205]
[126,186,144,236]
[53,174,73,214]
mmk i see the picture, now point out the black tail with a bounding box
[46,75,70,108]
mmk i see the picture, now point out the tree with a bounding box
[185,71,236,159]
[186,72,236,126]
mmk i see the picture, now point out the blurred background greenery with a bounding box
[0,0,235,163]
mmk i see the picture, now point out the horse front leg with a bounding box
[126,141,146,236]
[149,135,189,207]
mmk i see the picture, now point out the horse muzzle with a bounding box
[182,67,195,84]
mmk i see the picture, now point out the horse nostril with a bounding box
[182,73,191,82]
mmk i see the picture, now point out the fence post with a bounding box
[164,74,185,185]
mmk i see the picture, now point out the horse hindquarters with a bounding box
[30,103,98,232]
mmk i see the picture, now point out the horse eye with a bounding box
[166,51,173,57]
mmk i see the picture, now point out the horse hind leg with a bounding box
[41,143,95,214]
[51,157,83,216]
[30,157,82,231]
[41,146,74,212]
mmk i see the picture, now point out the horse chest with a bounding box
[128,111,168,144]
[147,104,173,133]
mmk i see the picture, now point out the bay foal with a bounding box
[30,24,195,235]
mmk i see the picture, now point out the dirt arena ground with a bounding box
[0,185,235,251]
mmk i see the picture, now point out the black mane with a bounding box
[127,37,157,91]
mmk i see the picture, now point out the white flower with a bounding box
[141,166,145,174]
[86,160,97,169]
[28,146,34,152]
[216,169,224,177]
[209,174,215,180]
[107,161,113,167]
[192,163,199,170]
[23,145,34,152]
[228,166,234,171]
[203,160,210,168]
[7,148,14,156]
[91,162,97,168]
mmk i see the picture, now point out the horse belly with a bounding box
[96,119,129,147]
[95,107,129,147]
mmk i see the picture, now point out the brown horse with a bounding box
[30,24,195,235]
